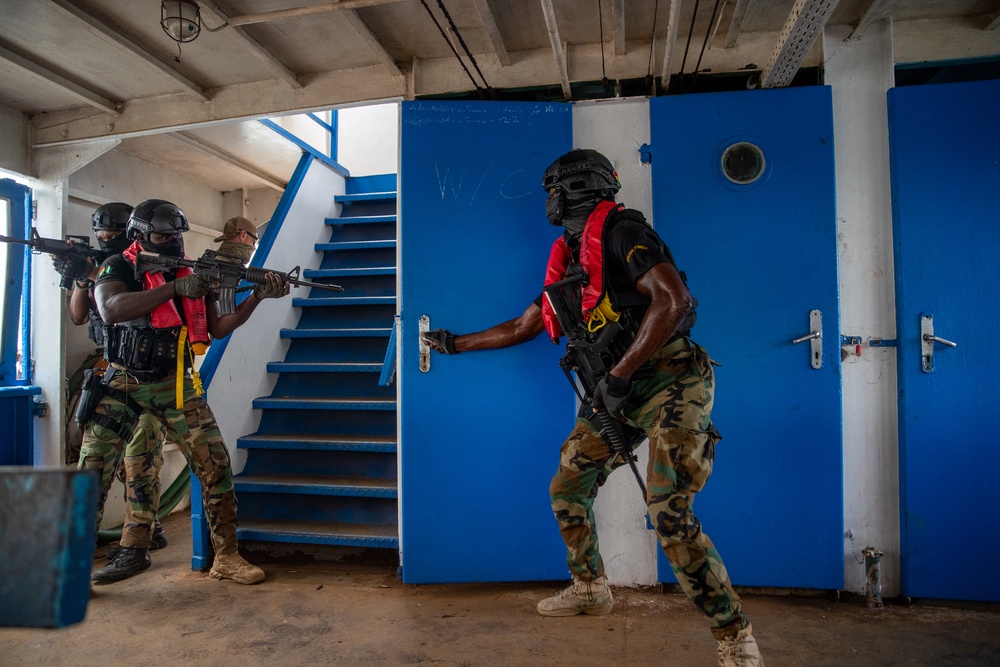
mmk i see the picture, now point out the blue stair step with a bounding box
[280,327,392,339]
[234,474,397,498]
[293,296,395,307]
[237,434,396,453]
[266,362,382,373]
[252,396,396,410]
[237,518,398,549]
[315,240,395,252]
[303,267,396,278]
[335,192,396,204]
[325,215,396,225]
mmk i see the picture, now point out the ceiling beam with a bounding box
[224,0,406,26]
[761,0,840,88]
[169,132,286,191]
[198,0,303,89]
[0,43,121,114]
[341,10,403,77]
[847,0,891,41]
[724,0,752,48]
[612,0,626,56]
[540,0,571,99]
[986,10,1000,31]
[46,0,208,102]
[660,0,683,91]
[472,0,511,66]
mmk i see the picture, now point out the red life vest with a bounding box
[541,200,622,342]
[122,241,210,354]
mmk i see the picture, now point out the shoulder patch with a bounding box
[97,264,115,278]
[625,244,649,263]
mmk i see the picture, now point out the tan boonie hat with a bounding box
[213,216,258,242]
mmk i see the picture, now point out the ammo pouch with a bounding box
[105,324,187,382]
[87,309,106,346]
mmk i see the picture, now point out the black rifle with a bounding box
[0,227,104,290]
[542,274,648,499]
[135,249,344,315]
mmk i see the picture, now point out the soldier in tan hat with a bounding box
[213,216,258,265]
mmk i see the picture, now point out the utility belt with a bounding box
[75,367,143,442]
[103,324,192,382]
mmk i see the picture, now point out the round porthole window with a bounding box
[721,142,765,185]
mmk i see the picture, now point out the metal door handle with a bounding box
[792,309,823,369]
[920,313,956,373]
[922,333,957,348]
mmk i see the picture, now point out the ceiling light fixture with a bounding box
[161,0,202,44]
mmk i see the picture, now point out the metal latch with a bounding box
[791,309,823,370]
[419,315,431,373]
[920,313,957,373]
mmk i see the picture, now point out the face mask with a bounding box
[141,235,185,257]
[97,232,130,257]
[216,241,254,265]
[559,195,601,237]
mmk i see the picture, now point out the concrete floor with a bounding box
[2,512,998,667]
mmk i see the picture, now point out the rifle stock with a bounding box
[135,249,344,315]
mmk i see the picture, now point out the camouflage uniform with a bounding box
[549,336,748,634]
[84,370,240,555]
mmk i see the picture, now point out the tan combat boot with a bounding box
[536,575,613,616]
[209,553,265,585]
[716,621,765,667]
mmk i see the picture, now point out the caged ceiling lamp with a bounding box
[161,0,202,44]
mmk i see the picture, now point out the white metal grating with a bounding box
[761,0,841,88]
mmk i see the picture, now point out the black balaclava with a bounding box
[141,234,185,257]
[548,191,605,238]
[97,232,131,257]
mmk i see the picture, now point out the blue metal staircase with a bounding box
[233,174,399,552]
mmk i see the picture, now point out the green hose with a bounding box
[97,467,192,541]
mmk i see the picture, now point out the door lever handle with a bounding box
[792,331,821,345]
[922,333,957,348]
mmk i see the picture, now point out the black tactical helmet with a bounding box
[127,199,189,241]
[91,202,133,232]
[542,149,621,197]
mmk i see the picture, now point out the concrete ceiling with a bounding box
[2,0,998,192]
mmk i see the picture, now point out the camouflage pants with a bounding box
[549,338,747,631]
[79,370,239,555]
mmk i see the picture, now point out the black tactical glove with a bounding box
[593,372,632,421]
[173,273,213,298]
[52,254,92,282]
[422,328,458,354]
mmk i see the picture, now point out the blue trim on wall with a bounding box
[259,119,350,177]
[198,151,313,389]
[1,179,31,385]
[305,111,338,160]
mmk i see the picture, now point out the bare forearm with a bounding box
[209,293,260,338]
[98,283,176,324]
[67,286,91,325]
[611,303,686,378]
[454,304,544,352]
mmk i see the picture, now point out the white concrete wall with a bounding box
[573,98,660,587]
[0,104,29,176]
[825,21,901,597]
[337,103,400,176]
[209,158,346,474]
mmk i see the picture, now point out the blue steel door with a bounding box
[650,87,843,589]
[888,79,1000,602]
[398,101,574,583]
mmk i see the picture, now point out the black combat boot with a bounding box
[91,546,151,585]
[106,521,168,560]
